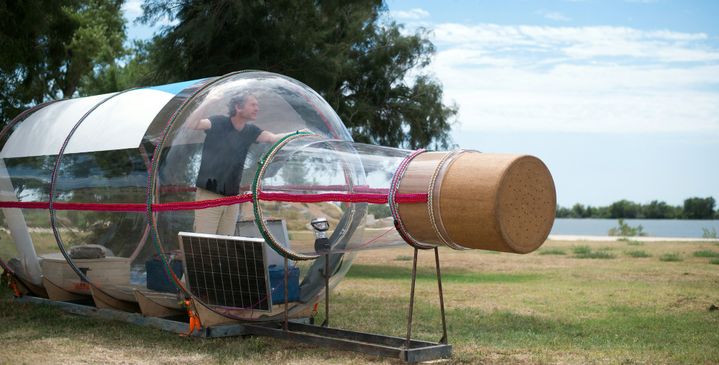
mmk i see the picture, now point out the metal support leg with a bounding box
[434,247,448,344]
[321,253,330,327]
[405,247,419,349]
[283,257,289,331]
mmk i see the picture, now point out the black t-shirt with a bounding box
[195,115,263,196]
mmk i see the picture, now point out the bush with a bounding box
[693,250,719,258]
[608,219,648,237]
[659,253,683,262]
[538,248,566,255]
[626,250,651,258]
[573,245,591,256]
[701,227,717,239]
[572,245,615,259]
[710,258,719,265]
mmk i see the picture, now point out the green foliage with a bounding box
[367,204,391,219]
[710,258,719,265]
[701,227,717,239]
[683,197,716,220]
[572,245,616,259]
[0,0,126,124]
[608,219,647,237]
[573,245,592,256]
[643,200,677,219]
[132,0,456,149]
[79,41,155,95]
[610,199,641,219]
[659,253,683,262]
[556,197,718,219]
[538,248,566,255]
[692,250,719,258]
[625,250,651,258]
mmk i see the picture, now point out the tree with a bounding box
[137,0,457,149]
[0,0,125,125]
[79,40,154,95]
[642,200,675,219]
[556,205,571,218]
[683,197,716,219]
[571,203,585,218]
[609,199,640,219]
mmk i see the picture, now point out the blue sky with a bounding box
[123,0,719,207]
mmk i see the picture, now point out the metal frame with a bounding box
[264,245,451,363]
[8,245,452,363]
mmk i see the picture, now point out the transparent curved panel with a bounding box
[257,137,411,256]
[47,84,207,297]
[0,101,73,286]
[0,124,59,286]
[52,148,149,290]
[150,71,358,318]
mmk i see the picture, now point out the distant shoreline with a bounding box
[548,235,719,242]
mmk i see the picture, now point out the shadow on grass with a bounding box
[329,291,719,364]
[346,264,541,283]
[2,283,718,364]
[0,291,312,364]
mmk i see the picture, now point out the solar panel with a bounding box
[178,232,272,311]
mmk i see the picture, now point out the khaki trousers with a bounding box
[193,187,239,235]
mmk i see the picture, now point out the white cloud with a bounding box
[538,10,571,22]
[122,0,143,19]
[390,8,430,21]
[424,24,719,134]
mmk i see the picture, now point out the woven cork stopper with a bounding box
[397,152,556,253]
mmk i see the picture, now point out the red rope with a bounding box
[259,191,426,204]
[0,192,426,212]
[262,184,389,194]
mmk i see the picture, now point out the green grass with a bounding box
[710,258,719,265]
[625,250,651,258]
[693,249,719,258]
[394,255,412,261]
[659,253,683,262]
[2,240,719,364]
[538,248,566,255]
[346,264,541,284]
[573,245,616,259]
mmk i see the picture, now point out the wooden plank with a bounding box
[40,253,131,295]
[42,276,90,302]
[134,289,184,318]
[193,299,240,327]
[13,274,48,298]
[90,286,140,313]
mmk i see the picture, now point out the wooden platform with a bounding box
[40,253,130,295]
[134,289,185,318]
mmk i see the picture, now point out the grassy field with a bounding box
[1,239,718,364]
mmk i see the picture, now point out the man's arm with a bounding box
[186,117,212,130]
[255,130,310,144]
[185,94,222,130]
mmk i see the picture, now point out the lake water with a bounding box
[550,218,719,238]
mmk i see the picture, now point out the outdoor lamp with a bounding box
[311,217,331,252]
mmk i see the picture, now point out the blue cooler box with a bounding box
[146,256,183,293]
[269,265,300,304]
